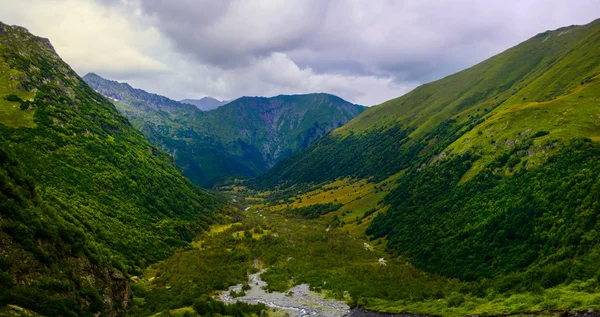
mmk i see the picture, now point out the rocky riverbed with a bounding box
[219,270,350,317]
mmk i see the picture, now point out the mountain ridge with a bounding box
[337,18,600,137]
[83,73,367,187]
[181,97,229,111]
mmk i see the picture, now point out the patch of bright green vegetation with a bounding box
[149,306,197,317]
[367,279,600,317]
[455,86,600,181]
[230,228,271,240]
[211,223,242,235]
[0,60,36,127]
[257,173,402,237]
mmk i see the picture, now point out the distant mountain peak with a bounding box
[0,21,56,54]
[82,73,366,187]
[180,97,229,111]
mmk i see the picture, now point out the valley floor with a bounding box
[127,181,600,317]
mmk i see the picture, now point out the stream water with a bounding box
[219,270,350,317]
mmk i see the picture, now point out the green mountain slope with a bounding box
[83,73,366,187]
[253,17,600,296]
[337,19,600,137]
[255,18,600,188]
[0,22,222,316]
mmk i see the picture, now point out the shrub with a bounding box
[447,292,465,307]
[507,156,521,168]
[532,131,550,138]
[6,94,21,102]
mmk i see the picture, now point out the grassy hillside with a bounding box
[83,73,366,187]
[0,22,223,316]
[337,19,600,137]
[360,19,600,282]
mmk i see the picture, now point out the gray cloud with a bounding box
[131,0,600,87]
[139,0,328,68]
[2,0,600,106]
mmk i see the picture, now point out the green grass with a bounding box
[450,74,600,182]
[0,60,36,127]
[336,19,600,138]
[367,279,600,317]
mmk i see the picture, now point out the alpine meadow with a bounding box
[1,2,600,317]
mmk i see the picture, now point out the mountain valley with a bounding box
[1,14,600,317]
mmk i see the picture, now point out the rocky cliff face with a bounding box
[69,257,131,316]
[0,231,131,316]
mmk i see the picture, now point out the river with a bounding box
[219,269,350,317]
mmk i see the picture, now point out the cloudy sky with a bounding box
[1,0,599,106]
